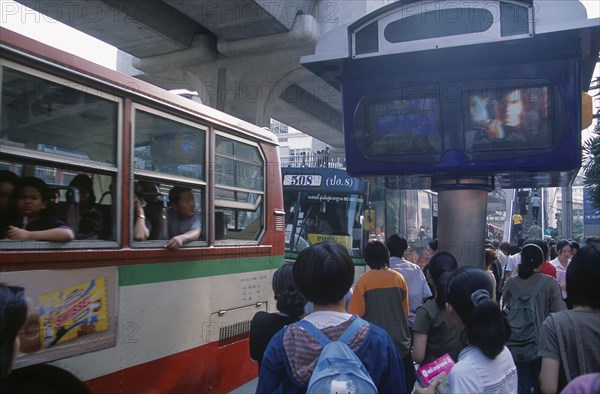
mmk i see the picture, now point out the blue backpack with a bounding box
[296,317,378,394]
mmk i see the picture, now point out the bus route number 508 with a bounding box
[283,174,322,187]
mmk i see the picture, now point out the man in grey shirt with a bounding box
[386,234,432,329]
[166,186,201,250]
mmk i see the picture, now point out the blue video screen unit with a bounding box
[364,97,442,155]
[465,85,554,152]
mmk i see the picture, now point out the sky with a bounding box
[1,0,599,138]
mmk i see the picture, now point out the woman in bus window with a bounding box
[5,177,74,242]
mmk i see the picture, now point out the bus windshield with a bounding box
[282,166,368,259]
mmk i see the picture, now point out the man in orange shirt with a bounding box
[348,240,413,392]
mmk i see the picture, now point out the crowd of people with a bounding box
[250,234,600,393]
[2,167,599,392]
[0,170,202,249]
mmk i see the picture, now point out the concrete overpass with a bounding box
[12,0,394,152]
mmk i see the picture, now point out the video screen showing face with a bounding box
[365,97,442,155]
[465,86,552,151]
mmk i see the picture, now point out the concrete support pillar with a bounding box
[434,177,494,269]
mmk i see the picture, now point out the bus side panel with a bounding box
[85,339,255,393]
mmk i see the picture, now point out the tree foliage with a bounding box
[582,76,600,212]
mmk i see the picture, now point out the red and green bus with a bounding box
[1,28,284,393]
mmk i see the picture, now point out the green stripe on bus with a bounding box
[285,252,366,266]
[119,255,284,286]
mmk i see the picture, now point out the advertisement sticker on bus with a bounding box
[3,267,118,369]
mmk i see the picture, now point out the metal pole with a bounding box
[433,177,493,269]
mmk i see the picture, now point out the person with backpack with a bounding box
[348,240,414,392]
[256,242,405,394]
[539,243,600,394]
[503,244,565,394]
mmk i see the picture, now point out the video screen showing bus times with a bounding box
[365,97,442,155]
[465,85,553,151]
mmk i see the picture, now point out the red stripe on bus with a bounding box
[85,339,257,393]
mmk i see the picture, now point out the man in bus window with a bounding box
[166,186,201,250]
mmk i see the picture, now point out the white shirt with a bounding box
[389,256,432,328]
[497,250,508,273]
[530,196,542,207]
[303,310,352,328]
[505,253,521,275]
[447,346,517,394]
[550,257,569,299]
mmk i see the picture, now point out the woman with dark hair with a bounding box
[484,248,499,301]
[539,244,600,393]
[417,266,517,393]
[249,262,306,369]
[1,285,90,393]
[550,239,572,301]
[503,244,565,394]
[412,252,463,365]
[425,238,438,262]
[0,284,27,380]
[569,240,580,258]
[257,242,404,393]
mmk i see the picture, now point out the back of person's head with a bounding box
[364,240,390,269]
[427,238,438,252]
[499,242,512,254]
[427,252,458,308]
[570,240,580,253]
[15,177,51,202]
[386,234,408,257]
[509,245,521,256]
[484,248,497,270]
[492,240,500,249]
[168,186,191,206]
[525,239,548,261]
[0,284,28,379]
[0,170,19,191]
[584,235,600,246]
[69,174,96,203]
[518,243,544,279]
[272,262,306,317]
[446,266,510,359]
[517,237,527,248]
[566,244,600,309]
[293,242,354,306]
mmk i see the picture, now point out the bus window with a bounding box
[132,106,207,247]
[133,109,205,179]
[0,159,115,244]
[214,135,264,242]
[1,62,118,164]
[1,61,118,247]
